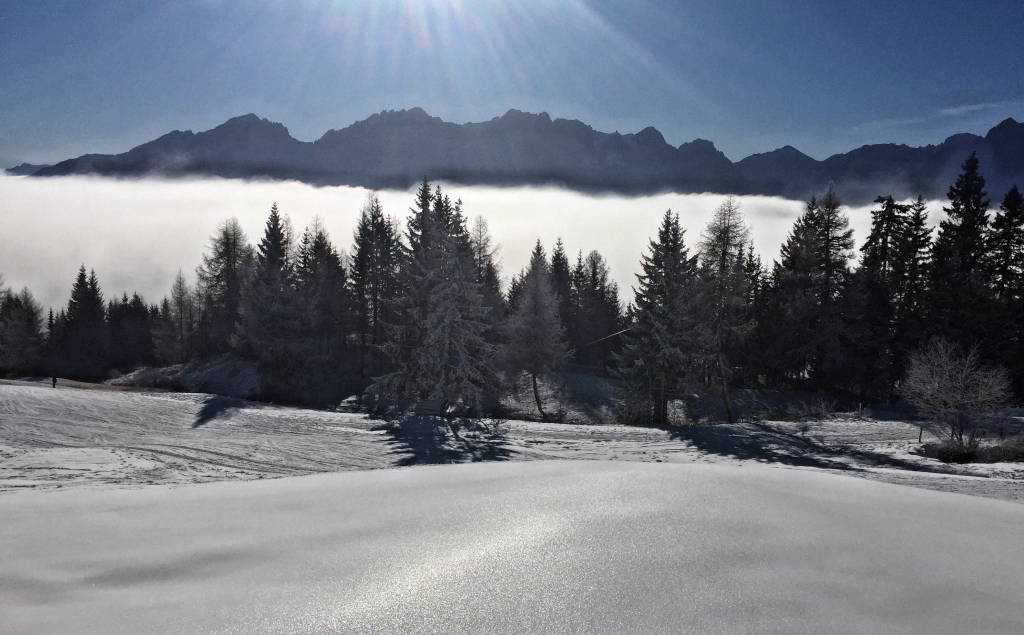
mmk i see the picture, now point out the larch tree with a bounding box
[695,196,753,422]
[195,218,252,357]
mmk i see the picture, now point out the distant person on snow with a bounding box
[51,377,57,388]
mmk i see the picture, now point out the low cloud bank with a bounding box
[0,175,942,310]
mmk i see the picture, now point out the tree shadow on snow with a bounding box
[667,421,955,473]
[666,422,858,471]
[193,395,247,428]
[379,415,513,466]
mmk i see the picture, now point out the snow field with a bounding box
[2,461,1023,634]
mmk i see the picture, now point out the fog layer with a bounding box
[1,175,940,311]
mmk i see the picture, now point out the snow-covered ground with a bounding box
[3,461,1023,634]
[2,380,1023,501]
[3,380,1024,633]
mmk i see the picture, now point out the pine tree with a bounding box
[614,211,696,425]
[503,241,569,419]
[372,182,498,413]
[695,196,753,422]
[195,218,252,357]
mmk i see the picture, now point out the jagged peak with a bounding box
[679,138,719,153]
[634,126,667,145]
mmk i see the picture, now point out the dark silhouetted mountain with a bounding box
[5,163,51,176]
[32,110,1024,204]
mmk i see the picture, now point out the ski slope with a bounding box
[2,461,1023,634]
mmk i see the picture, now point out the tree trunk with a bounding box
[717,352,735,424]
[532,373,547,421]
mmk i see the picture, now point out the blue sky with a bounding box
[2,0,1023,166]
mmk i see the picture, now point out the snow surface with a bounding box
[2,461,1023,635]
[3,380,1023,502]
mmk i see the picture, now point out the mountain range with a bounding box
[13,108,1024,204]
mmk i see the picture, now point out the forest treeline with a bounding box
[1,152,1022,422]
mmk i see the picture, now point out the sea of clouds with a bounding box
[0,174,945,311]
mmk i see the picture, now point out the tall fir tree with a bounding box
[772,184,854,388]
[987,185,1024,302]
[614,211,696,425]
[351,193,404,380]
[372,182,498,413]
[929,152,993,349]
[986,185,1024,396]
[238,204,302,400]
[293,217,356,403]
[57,266,109,379]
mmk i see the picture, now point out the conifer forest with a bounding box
[2,153,1022,423]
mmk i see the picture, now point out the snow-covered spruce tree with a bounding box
[695,196,753,423]
[194,218,252,357]
[614,211,697,426]
[293,217,355,403]
[237,204,303,401]
[370,181,499,414]
[503,240,569,420]
[351,192,404,380]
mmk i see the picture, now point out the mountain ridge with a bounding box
[20,110,1024,204]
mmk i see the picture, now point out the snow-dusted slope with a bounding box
[3,381,1024,502]
[2,461,1022,634]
